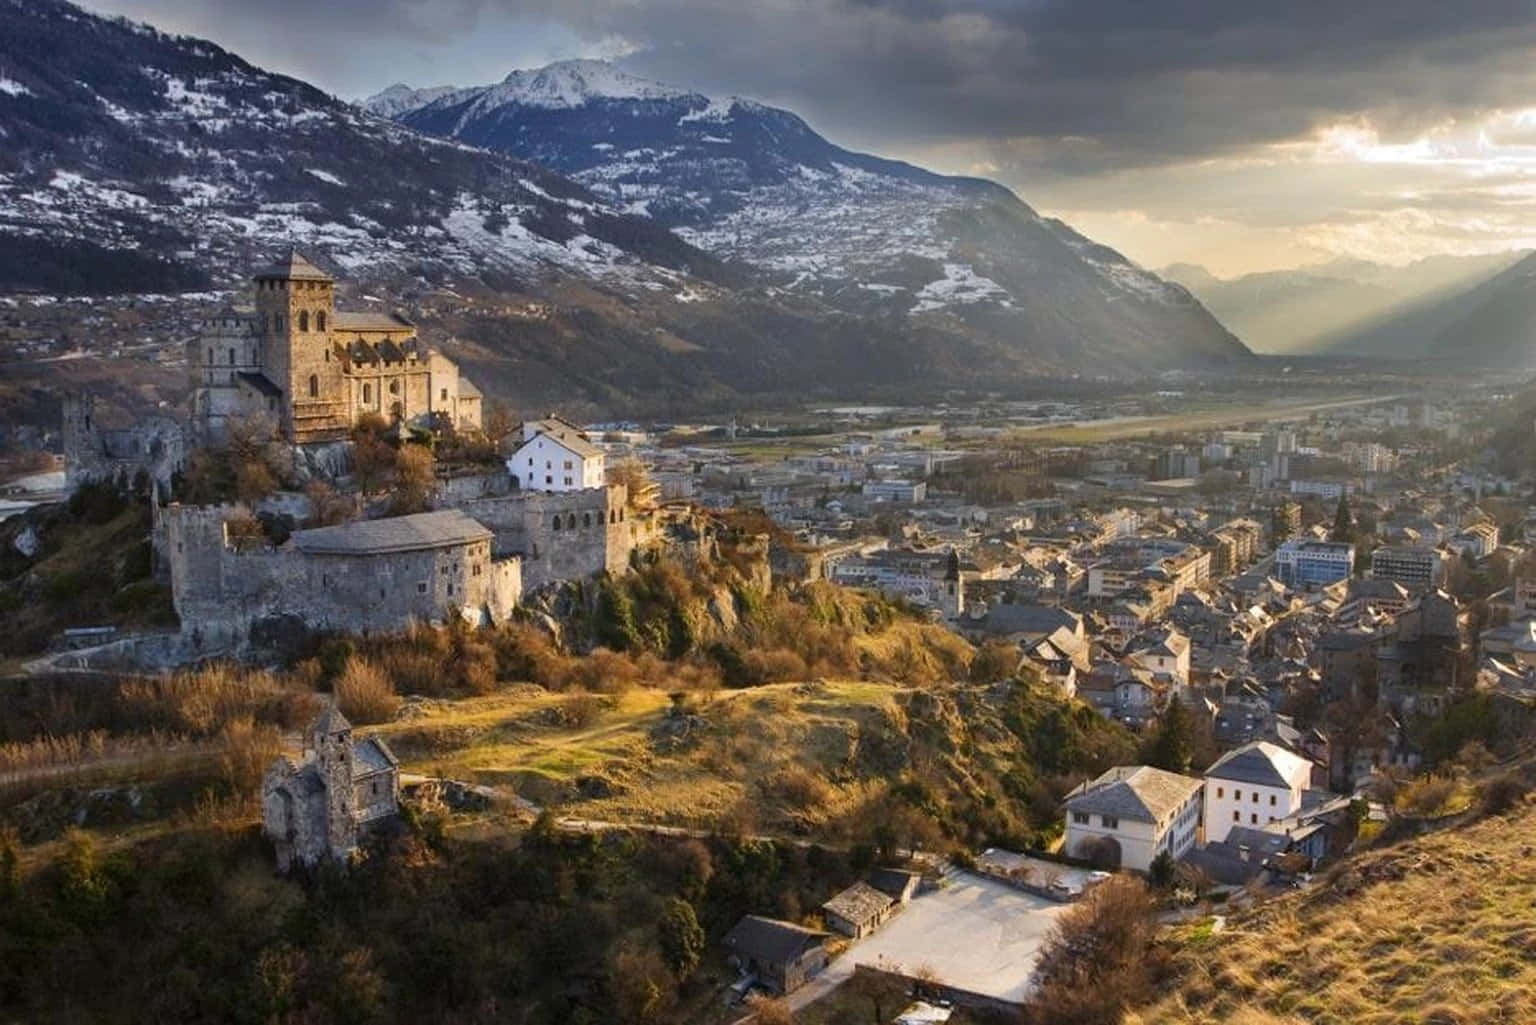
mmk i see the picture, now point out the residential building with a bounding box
[1274,539,1355,589]
[509,419,606,492]
[821,881,894,938]
[1370,545,1444,592]
[1063,765,1204,872]
[1203,741,1315,844]
[862,480,927,503]
[722,916,830,995]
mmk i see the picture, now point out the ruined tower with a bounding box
[253,251,344,442]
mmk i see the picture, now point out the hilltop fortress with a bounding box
[193,251,482,444]
[61,252,653,663]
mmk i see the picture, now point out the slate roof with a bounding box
[312,705,352,737]
[519,424,603,459]
[867,867,921,900]
[353,736,398,777]
[292,509,491,556]
[969,603,1081,639]
[458,379,482,399]
[723,916,828,964]
[333,311,415,332]
[1065,765,1203,825]
[1205,740,1312,789]
[822,881,893,926]
[254,249,333,282]
[236,372,283,398]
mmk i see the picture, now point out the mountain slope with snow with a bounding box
[367,62,1252,371]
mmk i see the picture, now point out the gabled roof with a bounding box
[867,867,921,900]
[968,603,1081,639]
[254,249,333,282]
[1065,765,1202,825]
[353,736,398,777]
[292,509,491,556]
[822,881,893,925]
[516,424,603,459]
[1205,740,1313,789]
[723,915,828,964]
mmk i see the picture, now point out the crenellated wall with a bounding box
[162,503,522,650]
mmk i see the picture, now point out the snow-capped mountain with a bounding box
[367,61,1252,370]
[0,2,726,296]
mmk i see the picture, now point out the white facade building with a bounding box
[1063,765,1204,873]
[1202,741,1315,844]
[509,418,605,492]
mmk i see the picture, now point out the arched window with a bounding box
[207,347,213,364]
[298,310,309,332]
[317,311,326,332]
[583,513,591,528]
[363,383,372,403]
[567,514,577,529]
[389,380,400,395]
[308,374,318,398]
[552,516,561,531]
[228,347,235,364]
[609,509,617,524]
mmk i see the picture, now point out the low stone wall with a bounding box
[847,964,1024,1017]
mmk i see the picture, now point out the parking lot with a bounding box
[791,868,1070,1011]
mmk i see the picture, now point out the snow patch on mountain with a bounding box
[0,76,30,97]
[912,263,1009,313]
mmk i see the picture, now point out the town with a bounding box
[0,251,1529,1023]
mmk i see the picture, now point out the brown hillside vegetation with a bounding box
[1130,787,1536,1025]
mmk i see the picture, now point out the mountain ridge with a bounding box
[365,60,1253,370]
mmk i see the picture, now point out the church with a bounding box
[190,252,483,444]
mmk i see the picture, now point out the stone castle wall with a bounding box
[460,484,635,592]
[162,503,522,651]
[62,392,185,492]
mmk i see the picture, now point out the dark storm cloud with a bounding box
[94,0,1536,172]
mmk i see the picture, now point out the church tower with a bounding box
[941,549,966,619]
[310,705,358,859]
[253,251,343,443]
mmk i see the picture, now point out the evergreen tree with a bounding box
[1147,697,1193,775]
[1331,493,1354,544]
[657,898,705,979]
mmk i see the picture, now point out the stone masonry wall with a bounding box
[460,484,634,592]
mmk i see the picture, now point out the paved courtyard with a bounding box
[790,868,1070,1011]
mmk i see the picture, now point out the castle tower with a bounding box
[253,251,344,443]
[309,705,358,859]
[60,391,100,489]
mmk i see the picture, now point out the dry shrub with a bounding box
[334,656,400,724]
[218,715,282,795]
[1027,874,1158,1025]
[559,693,606,729]
[743,647,808,685]
[119,663,314,736]
[562,648,641,694]
[759,767,832,809]
[746,994,793,1025]
[1398,776,1459,817]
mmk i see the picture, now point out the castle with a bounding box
[191,252,482,443]
[262,707,399,871]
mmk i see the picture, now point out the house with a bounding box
[508,418,605,492]
[821,880,895,938]
[722,915,831,995]
[1062,764,1204,872]
[1203,741,1315,844]
[867,866,922,904]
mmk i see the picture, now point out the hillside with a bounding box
[367,60,1253,373]
[1131,777,1536,1025]
[1163,253,1522,355]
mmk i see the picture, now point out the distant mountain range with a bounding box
[0,2,1249,414]
[357,61,1252,374]
[1163,252,1528,359]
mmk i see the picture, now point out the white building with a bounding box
[509,418,605,492]
[1202,741,1315,844]
[1062,765,1204,873]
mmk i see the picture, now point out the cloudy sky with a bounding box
[88,0,1536,277]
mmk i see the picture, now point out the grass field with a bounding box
[1130,796,1536,1025]
[373,680,913,832]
